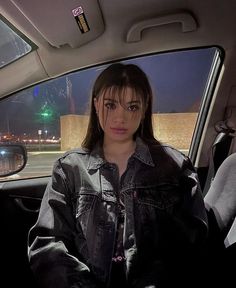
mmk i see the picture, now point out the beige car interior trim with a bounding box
[10,0,105,48]
[126,12,197,43]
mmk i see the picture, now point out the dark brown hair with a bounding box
[82,62,158,150]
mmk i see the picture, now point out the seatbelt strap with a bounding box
[224,217,236,248]
[203,132,229,196]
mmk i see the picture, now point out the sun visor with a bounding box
[10,0,105,48]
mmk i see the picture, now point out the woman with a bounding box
[28,63,208,288]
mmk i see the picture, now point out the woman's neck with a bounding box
[103,139,136,160]
[103,139,136,176]
[103,140,136,177]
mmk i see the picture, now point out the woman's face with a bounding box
[94,87,143,143]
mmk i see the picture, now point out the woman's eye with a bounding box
[105,102,116,110]
[128,105,140,111]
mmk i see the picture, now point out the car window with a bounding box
[0,47,221,180]
[0,16,36,68]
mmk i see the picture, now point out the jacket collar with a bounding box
[133,137,155,167]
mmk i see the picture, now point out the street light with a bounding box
[38,129,42,151]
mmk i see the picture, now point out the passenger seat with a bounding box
[204,152,236,285]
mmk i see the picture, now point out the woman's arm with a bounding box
[28,159,99,288]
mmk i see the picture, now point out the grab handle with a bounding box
[126,12,197,42]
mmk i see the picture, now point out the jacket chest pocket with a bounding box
[75,189,98,235]
[76,193,96,217]
[75,188,117,237]
[134,183,180,210]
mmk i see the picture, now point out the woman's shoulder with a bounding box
[55,147,90,165]
[63,147,88,156]
[149,141,189,167]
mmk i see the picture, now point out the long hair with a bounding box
[82,62,158,151]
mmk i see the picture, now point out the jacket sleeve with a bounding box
[179,155,208,244]
[28,159,99,288]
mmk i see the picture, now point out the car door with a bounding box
[0,177,47,287]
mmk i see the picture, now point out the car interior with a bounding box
[0,0,236,287]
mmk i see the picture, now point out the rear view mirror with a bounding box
[0,144,27,177]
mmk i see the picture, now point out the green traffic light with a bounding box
[41,112,50,117]
[36,104,54,123]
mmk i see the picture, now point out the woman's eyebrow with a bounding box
[126,100,141,104]
[103,98,118,102]
[103,98,141,104]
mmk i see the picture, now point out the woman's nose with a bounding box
[113,105,127,122]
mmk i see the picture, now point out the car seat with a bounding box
[204,152,236,286]
[204,152,236,236]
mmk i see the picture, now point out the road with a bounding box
[17,151,64,179]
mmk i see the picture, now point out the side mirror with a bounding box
[0,144,27,177]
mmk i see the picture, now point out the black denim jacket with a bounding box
[28,138,208,288]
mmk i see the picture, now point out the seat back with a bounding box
[204,152,236,236]
[203,153,236,286]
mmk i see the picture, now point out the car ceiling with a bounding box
[1,0,236,99]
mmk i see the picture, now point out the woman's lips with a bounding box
[110,127,127,134]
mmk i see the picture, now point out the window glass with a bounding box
[0,17,33,68]
[0,47,220,180]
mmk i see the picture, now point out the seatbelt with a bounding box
[203,122,234,196]
[224,217,236,248]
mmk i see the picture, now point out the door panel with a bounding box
[0,178,48,288]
